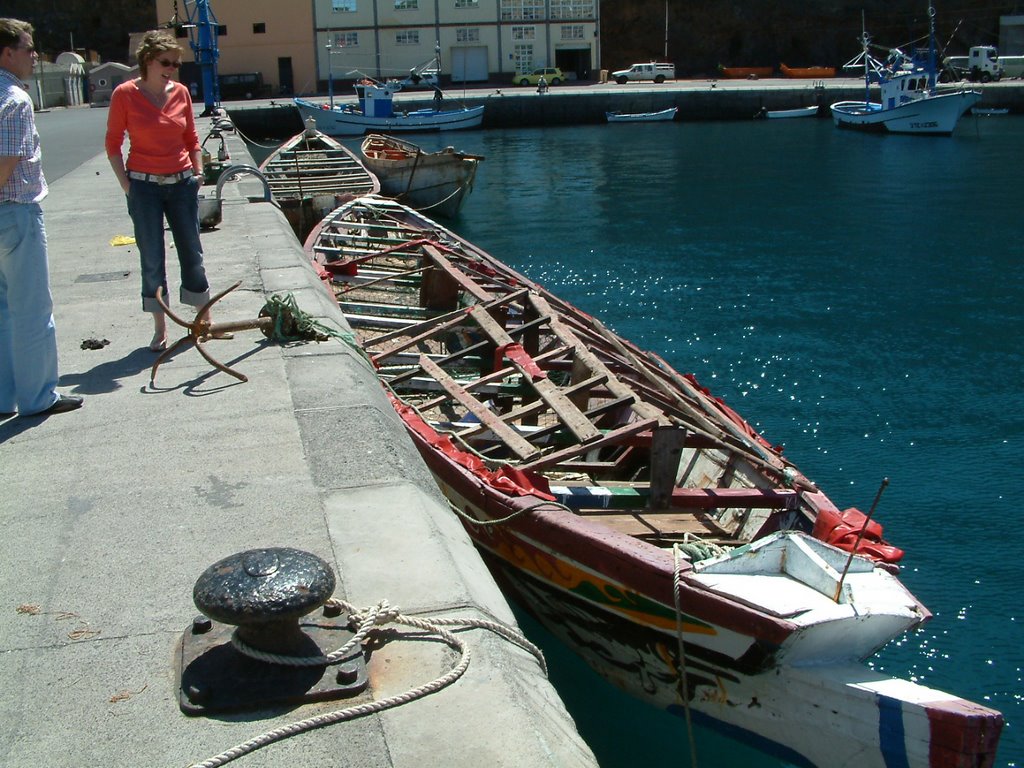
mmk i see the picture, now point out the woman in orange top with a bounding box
[105,30,210,351]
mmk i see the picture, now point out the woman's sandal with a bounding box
[149,335,167,352]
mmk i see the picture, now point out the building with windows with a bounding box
[153,0,599,98]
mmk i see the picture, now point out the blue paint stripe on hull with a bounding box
[666,703,818,768]
[878,694,911,768]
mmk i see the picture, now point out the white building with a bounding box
[154,0,599,97]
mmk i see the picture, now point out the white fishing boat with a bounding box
[605,106,678,123]
[360,133,481,218]
[294,80,483,137]
[830,7,980,135]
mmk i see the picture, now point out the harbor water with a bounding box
[320,115,1023,767]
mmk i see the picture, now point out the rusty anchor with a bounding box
[151,280,273,385]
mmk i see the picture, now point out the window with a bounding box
[329,31,359,48]
[332,0,356,11]
[456,27,480,43]
[253,22,266,34]
[395,0,418,8]
[501,0,544,21]
[513,43,532,73]
[511,26,535,41]
[396,30,420,45]
[561,25,584,40]
[454,0,479,8]
[550,0,595,20]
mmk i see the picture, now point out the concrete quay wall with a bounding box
[230,78,1024,136]
[0,112,598,768]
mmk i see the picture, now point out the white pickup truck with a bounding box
[611,62,675,84]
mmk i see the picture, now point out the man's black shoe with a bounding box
[35,394,83,416]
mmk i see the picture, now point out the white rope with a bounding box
[190,598,545,768]
[672,545,700,768]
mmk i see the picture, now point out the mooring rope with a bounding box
[260,293,375,369]
[190,598,545,768]
[672,544,701,768]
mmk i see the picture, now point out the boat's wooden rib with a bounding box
[304,195,1003,768]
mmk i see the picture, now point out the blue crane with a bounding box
[169,0,221,114]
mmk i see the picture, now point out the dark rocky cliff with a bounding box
[601,0,1013,76]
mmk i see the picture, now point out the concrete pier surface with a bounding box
[0,110,597,768]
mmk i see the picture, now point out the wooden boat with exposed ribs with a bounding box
[305,195,1003,768]
[260,119,379,241]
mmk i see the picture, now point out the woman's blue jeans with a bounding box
[127,176,210,313]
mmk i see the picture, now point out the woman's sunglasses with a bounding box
[156,59,181,69]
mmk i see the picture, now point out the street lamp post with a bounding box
[326,36,334,108]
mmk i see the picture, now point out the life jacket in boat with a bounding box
[811,506,905,563]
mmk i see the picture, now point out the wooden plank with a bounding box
[417,345,572,411]
[595,513,720,539]
[421,244,494,304]
[367,287,529,359]
[469,305,602,444]
[650,426,688,510]
[670,487,798,510]
[520,418,659,472]
[456,372,608,438]
[418,355,540,460]
[527,293,667,425]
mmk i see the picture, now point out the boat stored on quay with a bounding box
[830,7,980,135]
[305,195,1003,768]
[605,107,678,123]
[259,117,380,240]
[718,65,774,79]
[293,79,484,137]
[360,133,481,219]
[780,63,836,78]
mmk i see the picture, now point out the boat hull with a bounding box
[764,106,820,119]
[719,66,774,79]
[308,195,1003,768]
[421,435,1000,768]
[259,128,379,241]
[780,64,836,78]
[361,134,480,218]
[830,89,981,134]
[606,107,678,123]
[295,97,484,136]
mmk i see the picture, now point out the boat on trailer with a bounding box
[259,118,379,241]
[306,195,1003,768]
[360,133,482,219]
[605,106,678,123]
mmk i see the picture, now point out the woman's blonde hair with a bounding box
[136,30,181,78]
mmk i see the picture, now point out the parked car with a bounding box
[514,67,567,86]
[397,69,440,89]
